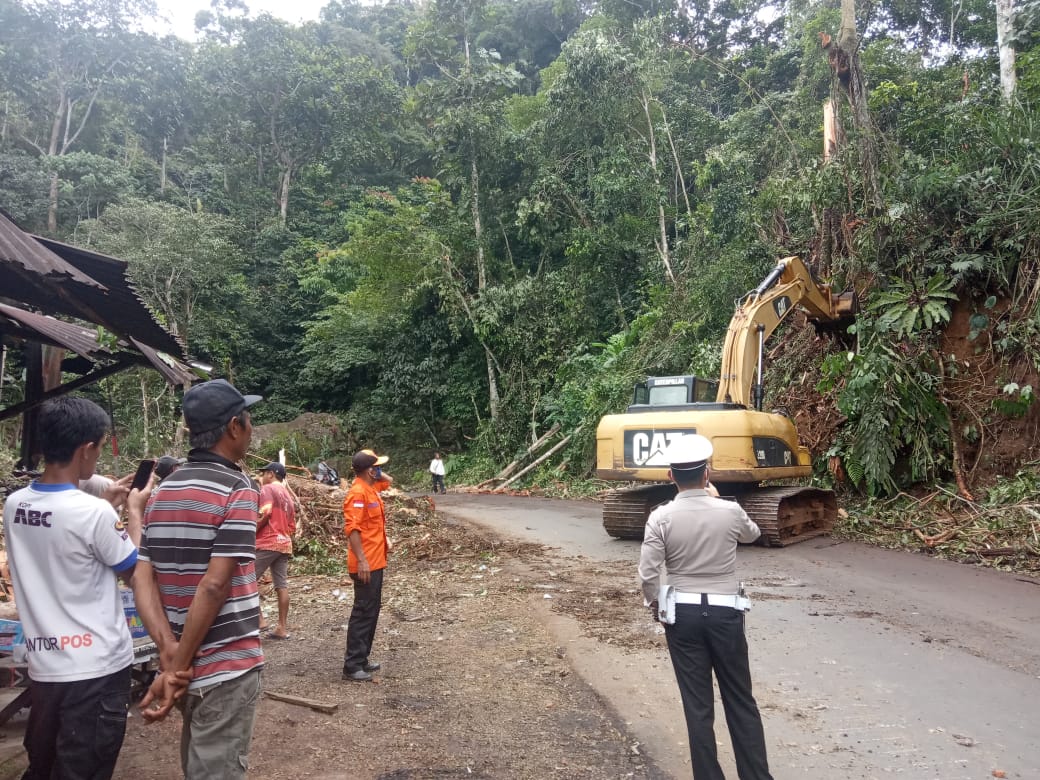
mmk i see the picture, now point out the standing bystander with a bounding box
[130,379,265,780]
[2,397,154,779]
[255,461,297,640]
[428,451,446,494]
[637,435,773,780]
[341,448,393,681]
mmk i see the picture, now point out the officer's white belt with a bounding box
[674,592,747,610]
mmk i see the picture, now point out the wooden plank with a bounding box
[264,690,339,714]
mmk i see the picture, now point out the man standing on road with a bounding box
[638,434,773,780]
[3,397,148,780]
[342,448,393,681]
[429,451,446,494]
[132,379,265,779]
[255,461,297,640]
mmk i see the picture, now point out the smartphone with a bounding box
[130,459,156,491]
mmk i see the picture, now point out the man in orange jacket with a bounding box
[342,449,393,681]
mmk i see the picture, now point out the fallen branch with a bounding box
[480,424,562,487]
[494,427,581,492]
[264,691,339,714]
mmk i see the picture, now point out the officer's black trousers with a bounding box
[344,567,384,673]
[665,603,773,780]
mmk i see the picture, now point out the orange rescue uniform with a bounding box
[342,477,391,573]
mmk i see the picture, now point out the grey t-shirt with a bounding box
[638,488,761,603]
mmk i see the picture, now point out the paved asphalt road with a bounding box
[432,493,1040,780]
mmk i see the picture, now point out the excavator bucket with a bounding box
[811,289,858,336]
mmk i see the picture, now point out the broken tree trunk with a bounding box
[493,427,581,492]
[476,424,562,488]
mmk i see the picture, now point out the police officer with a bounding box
[638,434,773,780]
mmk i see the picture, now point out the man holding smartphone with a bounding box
[341,448,393,681]
[2,397,156,779]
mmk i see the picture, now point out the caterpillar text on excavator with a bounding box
[595,256,857,546]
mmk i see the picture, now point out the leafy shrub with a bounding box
[292,538,346,576]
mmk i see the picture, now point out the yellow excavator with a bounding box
[595,256,857,546]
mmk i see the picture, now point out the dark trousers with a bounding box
[22,666,132,780]
[431,474,445,494]
[665,604,773,780]
[344,567,384,673]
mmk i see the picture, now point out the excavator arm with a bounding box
[716,256,856,406]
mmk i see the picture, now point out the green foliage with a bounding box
[819,324,948,496]
[983,465,1040,505]
[869,274,958,338]
[993,382,1036,418]
[292,539,347,576]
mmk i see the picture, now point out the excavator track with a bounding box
[601,484,836,545]
[602,484,677,539]
[735,486,836,547]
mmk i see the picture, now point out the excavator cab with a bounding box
[629,376,720,410]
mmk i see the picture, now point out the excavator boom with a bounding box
[717,256,857,407]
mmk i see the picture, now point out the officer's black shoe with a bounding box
[342,669,373,682]
[363,660,381,672]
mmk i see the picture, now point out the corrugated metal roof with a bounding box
[131,337,197,387]
[0,211,102,288]
[0,302,105,358]
[0,302,196,389]
[25,235,187,359]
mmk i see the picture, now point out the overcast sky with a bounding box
[149,0,329,40]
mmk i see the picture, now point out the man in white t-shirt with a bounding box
[2,397,160,779]
[429,451,446,494]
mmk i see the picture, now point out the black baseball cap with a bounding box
[154,455,186,480]
[182,379,262,434]
[260,461,286,479]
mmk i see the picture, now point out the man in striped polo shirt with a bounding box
[131,379,265,779]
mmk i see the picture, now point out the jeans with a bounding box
[22,666,131,780]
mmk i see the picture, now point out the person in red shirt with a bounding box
[341,449,393,681]
[256,462,298,640]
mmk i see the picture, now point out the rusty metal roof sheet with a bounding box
[131,337,197,386]
[0,302,196,388]
[0,211,102,288]
[0,302,105,359]
[21,235,187,359]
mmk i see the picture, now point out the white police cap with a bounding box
[665,434,713,469]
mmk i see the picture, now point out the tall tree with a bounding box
[81,199,248,360]
[821,0,883,215]
[0,0,154,232]
[997,0,1018,101]
[406,0,525,421]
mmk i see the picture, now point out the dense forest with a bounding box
[2,0,1040,561]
